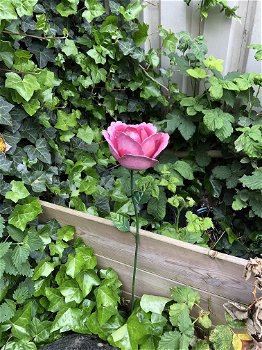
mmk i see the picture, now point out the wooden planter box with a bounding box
[40,201,259,325]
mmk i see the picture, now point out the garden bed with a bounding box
[40,201,260,325]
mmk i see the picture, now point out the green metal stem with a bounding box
[130,169,140,312]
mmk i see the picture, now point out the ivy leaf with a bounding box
[0,96,14,126]
[120,0,143,21]
[45,288,65,313]
[57,225,75,241]
[61,39,78,57]
[170,287,200,309]
[8,197,42,231]
[133,23,149,45]
[147,190,167,221]
[5,340,37,350]
[32,260,55,280]
[55,110,81,131]
[65,253,85,278]
[5,181,30,203]
[12,0,38,17]
[76,270,100,298]
[5,73,40,102]
[24,138,51,164]
[0,41,14,68]
[110,212,130,232]
[22,171,48,193]
[77,125,94,144]
[82,0,105,22]
[30,318,52,344]
[0,1,17,20]
[210,325,233,350]
[51,307,83,332]
[59,280,83,303]
[11,302,32,339]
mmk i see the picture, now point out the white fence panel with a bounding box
[142,0,262,75]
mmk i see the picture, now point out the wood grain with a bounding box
[40,201,260,324]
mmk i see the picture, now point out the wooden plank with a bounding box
[40,201,259,310]
[97,254,229,324]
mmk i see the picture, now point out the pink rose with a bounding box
[102,121,169,170]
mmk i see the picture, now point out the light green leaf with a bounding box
[11,302,32,339]
[4,340,37,350]
[120,0,143,21]
[77,125,94,144]
[12,245,30,268]
[173,160,194,180]
[30,318,51,344]
[82,0,105,22]
[5,181,30,203]
[203,55,224,72]
[57,225,75,241]
[203,108,234,141]
[5,73,40,102]
[110,324,132,350]
[235,126,262,158]
[32,260,55,280]
[13,286,29,304]
[187,67,207,79]
[170,286,200,309]
[133,23,149,45]
[8,197,42,231]
[59,280,83,303]
[65,253,85,278]
[0,1,17,20]
[55,109,81,131]
[140,295,171,314]
[45,288,65,313]
[76,270,100,298]
[51,307,83,332]
[12,0,38,17]
[61,39,78,56]
[110,212,130,232]
[158,331,181,350]
[210,325,233,350]
[240,169,262,190]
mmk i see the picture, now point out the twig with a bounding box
[0,67,37,75]
[2,30,67,41]
[139,64,169,92]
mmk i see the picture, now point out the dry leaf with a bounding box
[244,258,262,281]
[224,301,249,320]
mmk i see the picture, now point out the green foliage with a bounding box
[0,0,260,268]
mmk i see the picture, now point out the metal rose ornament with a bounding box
[102,121,169,170]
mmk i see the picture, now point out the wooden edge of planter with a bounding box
[39,201,260,324]
[39,201,246,265]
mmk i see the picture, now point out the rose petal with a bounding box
[102,130,120,160]
[137,123,157,136]
[142,133,169,158]
[125,126,141,143]
[119,154,158,170]
[116,132,143,157]
[107,121,127,137]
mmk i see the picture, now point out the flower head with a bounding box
[102,121,169,170]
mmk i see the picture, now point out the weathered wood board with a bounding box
[40,201,259,324]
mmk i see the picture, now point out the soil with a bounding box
[40,334,117,350]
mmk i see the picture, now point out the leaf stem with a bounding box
[130,169,140,311]
[138,64,169,92]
